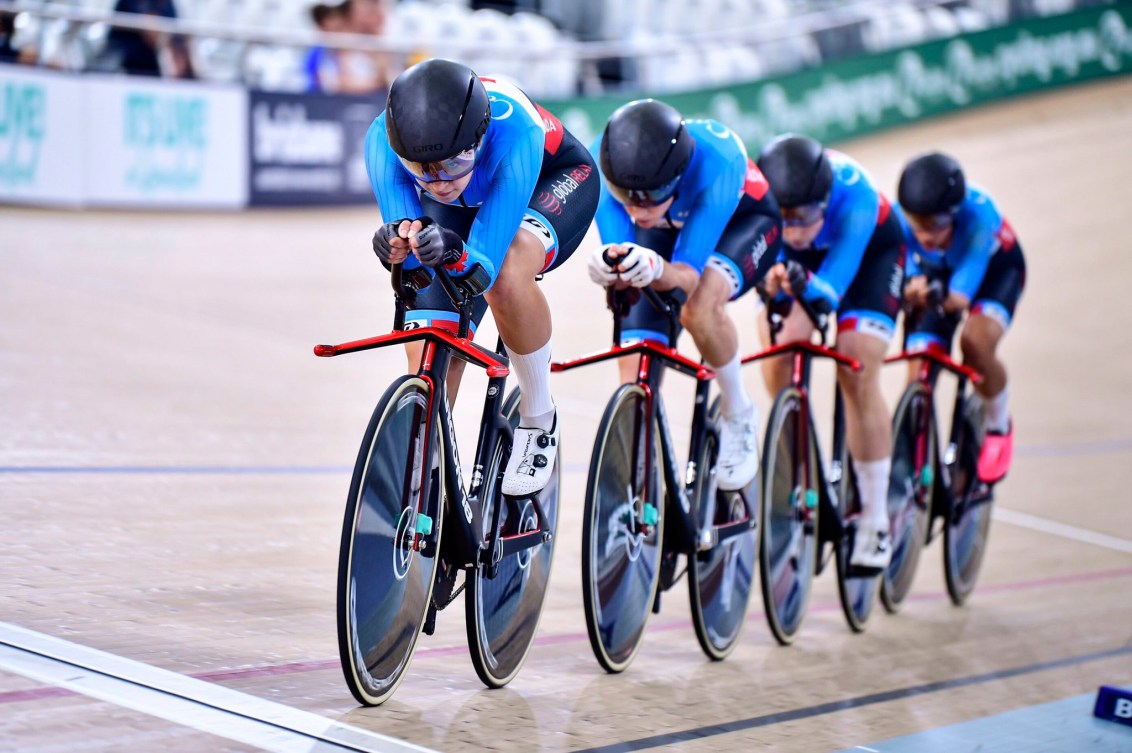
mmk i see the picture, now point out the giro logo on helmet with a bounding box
[414,144,446,153]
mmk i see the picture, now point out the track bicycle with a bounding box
[881,280,994,610]
[316,263,559,706]
[552,278,758,672]
[744,262,883,644]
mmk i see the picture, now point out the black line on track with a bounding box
[573,643,1132,753]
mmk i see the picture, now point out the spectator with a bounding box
[303,1,347,93]
[0,12,19,64]
[337,0,395,93]
[0,11,38,65]
[105,0,194,78]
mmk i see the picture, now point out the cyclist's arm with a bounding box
[814,187,880,307]
[365,116,425,270]
[669,155,745,275]
[593,180,636,242]
[465,124,544,286]
[946,202,1000,312]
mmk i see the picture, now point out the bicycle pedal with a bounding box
[422,605,438,636]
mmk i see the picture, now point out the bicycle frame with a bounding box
[742,300,861,571]
[885,343,986,541]
[315,265,553,592]
[552,289,752,561]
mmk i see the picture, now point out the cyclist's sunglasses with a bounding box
[781,201,827,227]
[400,145,479,183]
[607,173,682,208]
[906,211,955,231]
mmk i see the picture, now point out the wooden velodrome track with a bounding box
[2,76,1132,753]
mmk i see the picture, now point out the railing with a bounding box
[0,0,1106,93]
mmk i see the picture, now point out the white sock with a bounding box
[984,386,1010,434]
[506,340,555,431]
[855,458,891,530]
[712,351,753,418]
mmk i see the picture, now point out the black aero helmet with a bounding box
[898,151,966,216]
[386,58,491,164]
[756,134,833,208]
[600,99,695,206]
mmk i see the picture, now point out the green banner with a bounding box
[543,5,1132,149]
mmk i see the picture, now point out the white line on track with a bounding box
[0,622,436,753]
[993,507,1132,555]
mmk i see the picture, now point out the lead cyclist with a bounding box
[366,58,600,496]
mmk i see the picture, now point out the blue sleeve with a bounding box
[671,155,745,272]
[365,115,424,271]
[948,201,1000,301]
[816,185,879,302]
[465,123,543,286]
[588,135,634,243]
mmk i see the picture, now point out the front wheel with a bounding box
[689,397,758,661]
[466,388,559,688]
[944,394,994,605]
[582,384,664,673]
[881,382,935,614]
[337,376,443,706]
[759,387,818,646]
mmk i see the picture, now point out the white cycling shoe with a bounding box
[717,405,760,491]
[851,520,892,569]
[502,413,559,497]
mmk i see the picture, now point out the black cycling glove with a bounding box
[372,220,409,267]
[413,217,466,269]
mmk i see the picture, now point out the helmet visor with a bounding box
[781,201,827,227]
[606,173,682,208]
[399,146,478,183]
[905,210,955,231]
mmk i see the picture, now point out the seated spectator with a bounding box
[0,11,38,65]
[337,0,396,93]
[303,1,346,93]
[106,0,195,78]
[0,12,18,64]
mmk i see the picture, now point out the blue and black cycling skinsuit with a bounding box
[895,186,1026,352]
[592,119,783,346]
[771,150,905,343]
[365,77,600,335]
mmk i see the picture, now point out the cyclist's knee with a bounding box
[679,292,721,334]
[960,317,1001,364]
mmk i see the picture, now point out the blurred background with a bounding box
[0,0,1118,97]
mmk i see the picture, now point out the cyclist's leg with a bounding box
[498,137,600,495]
[685,207,780,489]
[837,214,904,567]
[756,299,814,395]
[962,244,1025,481]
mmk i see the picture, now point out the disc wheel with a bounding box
[689,397,758,660]
[337,376,443,706]
[758,387,818,645]
[880,382,935,613]
[581,384,664,673]
[466,388,559,688]
[944,394,994,605]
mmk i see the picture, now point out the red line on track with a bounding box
[3,565,1131,706]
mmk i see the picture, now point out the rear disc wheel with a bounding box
[466,388,559,688]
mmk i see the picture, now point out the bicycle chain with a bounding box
[431,576,466,611]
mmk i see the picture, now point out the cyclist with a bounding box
[896,152,1025,484]
[366,58,599,496]
[756,134,905,569]
[586,99,782,492]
